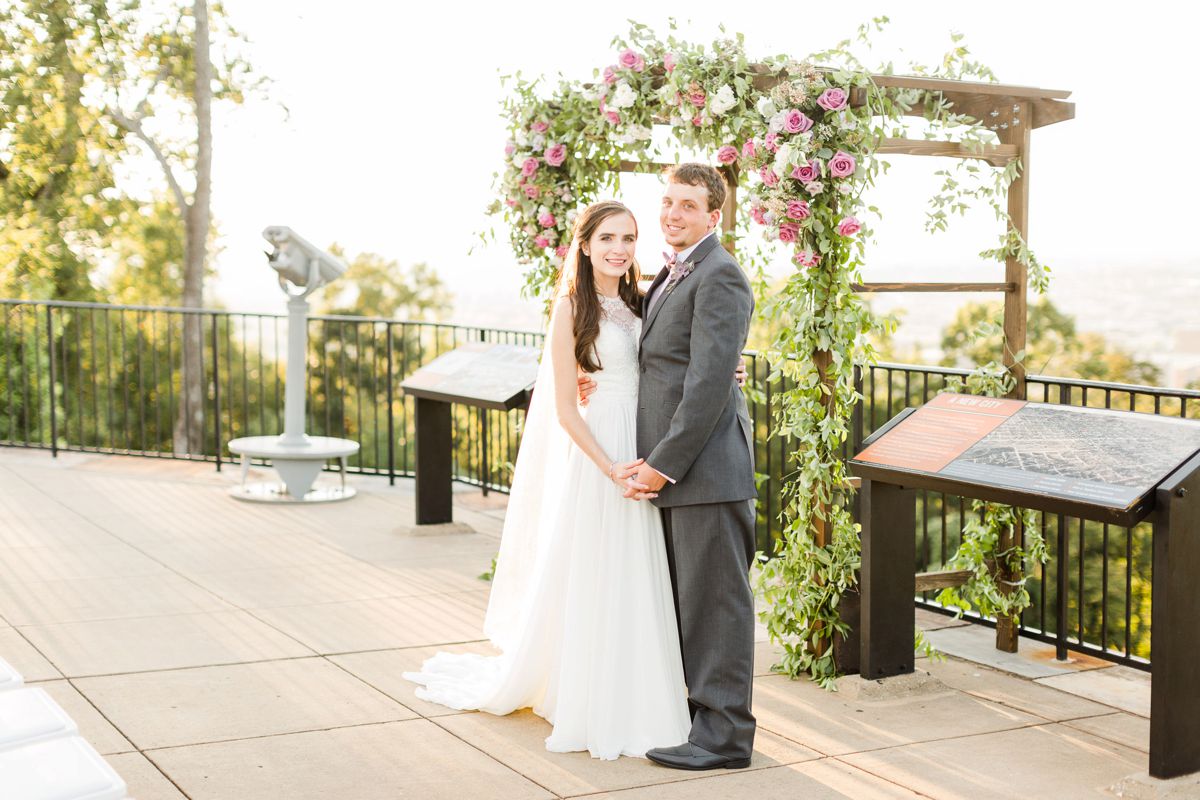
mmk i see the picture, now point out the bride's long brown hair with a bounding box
[558,201,643,373]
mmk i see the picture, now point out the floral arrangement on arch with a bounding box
[492,27,876,302]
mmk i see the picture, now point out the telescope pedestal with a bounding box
[228,435,360,503]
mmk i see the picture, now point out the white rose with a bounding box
[768,111,787,134]
[627,124,653,141]
[670,115,687,127]
[616,130,637,145]
[530,133,545,150]
[511,153,527,168]
[837,183,852,194]
[774,143,794,170]
[515,128,529,147]
[710,85,737,116]
[610,82,637,109]
[657,84,679,106]
[757,96,777,119]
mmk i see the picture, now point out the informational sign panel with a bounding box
[400,342,540,411]
[853,393,1200,511]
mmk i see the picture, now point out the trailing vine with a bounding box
[490,20,1050,688]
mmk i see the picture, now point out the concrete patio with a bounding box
[0,448,1172,799]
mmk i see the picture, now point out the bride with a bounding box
[403,200,692,760]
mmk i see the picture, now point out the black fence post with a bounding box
[386,323,396,486]
[46,305,58,458]
[1055,383,1071,660]
[211,313,222,472]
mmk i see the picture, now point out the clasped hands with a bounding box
[608,458,666,501]
[585,356,748,502]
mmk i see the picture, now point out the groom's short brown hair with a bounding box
[666,163,727,212]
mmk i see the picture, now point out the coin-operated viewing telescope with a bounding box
[264,226,347,291]
[227,227,360,503]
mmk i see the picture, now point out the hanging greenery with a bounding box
[490,19,1049,688]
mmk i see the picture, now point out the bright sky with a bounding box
[199,1,1197,335]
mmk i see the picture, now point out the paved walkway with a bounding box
[0,449,1161,799]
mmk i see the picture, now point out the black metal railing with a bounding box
[0,299,539,493]
[4,298,1196,671]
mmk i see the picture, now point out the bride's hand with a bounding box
[610,458,655,499]
[734,355,748,387]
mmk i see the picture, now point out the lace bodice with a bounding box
[589,294,641,400]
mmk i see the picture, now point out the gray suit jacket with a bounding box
[637,234,756,507]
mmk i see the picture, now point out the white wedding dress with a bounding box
[403,294,690,760]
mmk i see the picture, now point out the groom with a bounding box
[622,163,758,770]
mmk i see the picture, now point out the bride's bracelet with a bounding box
[607,460,617,481]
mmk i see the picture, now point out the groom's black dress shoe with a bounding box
[645,742,751,771]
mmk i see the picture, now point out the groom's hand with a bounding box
[623,463,667,500]
[577,374,597,407]
[613,459,657,500]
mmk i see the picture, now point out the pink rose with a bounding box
[817,87,848,111]
[663,52,677,72]
[503,142,515,156]
[534,235,550,248]
[783,110,813,134]
[687,83,706,107]
[538,212,556,228]
[786,200,811,220]
[504,198,518,208]
[618,48,645,72]
[837,216,862,237]
[793,250,820,268]
[530,121,549,134]
[555,245,569,258]
[716,145,739,164]
[829,150,856,178]
[521,158,539,177]
[750,206,767,225]
[790,160,819,183]
[523,184,540,199]
[741,139,757,158]
[777,222,799,243]
[764,132,779,153]
[759,167,779,187]
[605,109,621,125]
[692,114,703,127]
[603,65,617,84]
[544,143,567,167]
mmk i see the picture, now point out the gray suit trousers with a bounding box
[660,499,757,759]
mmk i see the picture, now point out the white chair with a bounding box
[0,657,127,799]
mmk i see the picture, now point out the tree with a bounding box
[2,1,262,452]
[939,297,1162,386]
[96,0,262,452]
[0,1,124,301]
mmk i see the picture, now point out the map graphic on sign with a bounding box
[852,393,1200,510]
